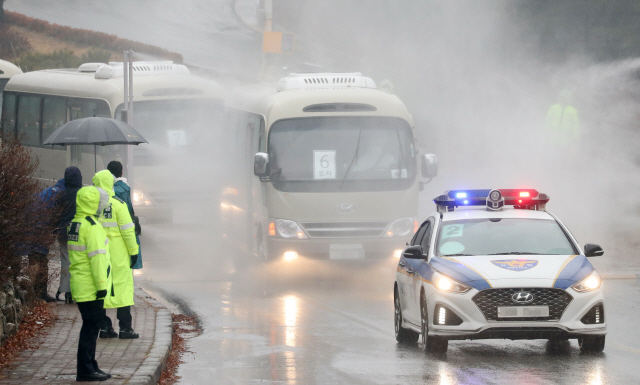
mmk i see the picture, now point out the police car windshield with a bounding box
[436,218,577,256]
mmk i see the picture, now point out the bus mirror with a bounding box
[421,154,438,178]
[254,152,269,176]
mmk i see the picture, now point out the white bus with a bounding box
[1,61,226,221]
[224,73,437,262]
[0,59,23,110]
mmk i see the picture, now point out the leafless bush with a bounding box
[0,136,58,301]
[0,25,32,60]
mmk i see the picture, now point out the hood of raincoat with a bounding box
[76,186,101,217]
[92,170,115,195]
[64,166,82,188]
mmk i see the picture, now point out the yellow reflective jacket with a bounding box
[68,186,112,303]
[92,170,139,308]
[545,103,579,145]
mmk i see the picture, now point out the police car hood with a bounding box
[430,254,594,290]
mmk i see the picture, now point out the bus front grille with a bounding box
[299,221,389,238]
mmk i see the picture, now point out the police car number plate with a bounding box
[497,306,549,318]
[330,244,364,260]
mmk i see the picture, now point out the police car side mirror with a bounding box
[421,154,438,178]
[584,243,604,257]
[254,152,269,177]
[402,245,424,259]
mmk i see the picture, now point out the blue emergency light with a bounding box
[434,189,550,212]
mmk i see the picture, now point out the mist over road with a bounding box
[5,1,640,383]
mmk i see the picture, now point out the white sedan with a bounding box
[394,189,606,354]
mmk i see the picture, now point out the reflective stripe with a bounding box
[96,187,110,216]
[87,249,107,258]
[67,244,87,251]
[119,222,135,230]
[101,222,118,228]
[105,238,109,246]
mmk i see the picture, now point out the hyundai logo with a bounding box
[335,203,355,215]
[511,291,534,304]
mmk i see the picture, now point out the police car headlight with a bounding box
[273,219,308,239]
[433,271,471,294]
[384,217,414,237]
[132,190,153,206]
[571,270,602,292]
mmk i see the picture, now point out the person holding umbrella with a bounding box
[92,170,139,339]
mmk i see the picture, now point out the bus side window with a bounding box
[17,95,42,146]
[42,97,67,145]
[1,93,17,138]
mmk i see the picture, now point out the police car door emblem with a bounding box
[335,203,355,215]
[511,291,535,304]
[491,259,538,271]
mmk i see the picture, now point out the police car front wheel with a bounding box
[578,335,605,353]
[421,293,448,354]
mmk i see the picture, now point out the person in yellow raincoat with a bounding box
[68,186,112,381]
[92,170,140,339]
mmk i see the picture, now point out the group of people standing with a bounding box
[43,160,142,382]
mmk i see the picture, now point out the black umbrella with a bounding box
[43,117,148,172]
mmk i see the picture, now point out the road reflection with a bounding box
[284,295,299,347]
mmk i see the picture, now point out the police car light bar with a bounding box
[433,189,550,212]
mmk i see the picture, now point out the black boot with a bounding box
[56,290,62,301]
[92,364,112,379]
[118,328,139,339]
[40,293,56,303]
[99,327,118,338]
[75,372,109,382]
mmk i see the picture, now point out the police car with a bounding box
[394,189,606,354]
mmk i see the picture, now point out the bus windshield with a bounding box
[116,99,223,163]
[268,116,416,192]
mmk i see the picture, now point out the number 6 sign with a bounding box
[314,150,336,179]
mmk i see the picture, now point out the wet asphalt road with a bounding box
[135,211,640,385]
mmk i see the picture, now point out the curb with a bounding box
[127,286,173,385]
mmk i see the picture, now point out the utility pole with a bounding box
[121,49,135,181]
[259,0,273,81]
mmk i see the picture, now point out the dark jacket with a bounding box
[113,180,134,215]
[57,167,83,240]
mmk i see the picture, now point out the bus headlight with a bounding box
[571,270,602,292]
[433,271,471,294]
[270,219,308,239]
[132,190,153,206]
[384,217,414,237]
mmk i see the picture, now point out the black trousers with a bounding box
[77,300,104,375]
[102,306,132,330]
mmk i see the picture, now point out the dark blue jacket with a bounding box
[57,167,82,239]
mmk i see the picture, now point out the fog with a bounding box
[6,0,640,282]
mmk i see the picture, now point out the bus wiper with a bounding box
[342,126,363,182]
[440,253,473,257]
[487,252,545,255]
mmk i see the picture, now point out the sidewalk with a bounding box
[0,287,172,384]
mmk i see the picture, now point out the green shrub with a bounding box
[17,49,81,71]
